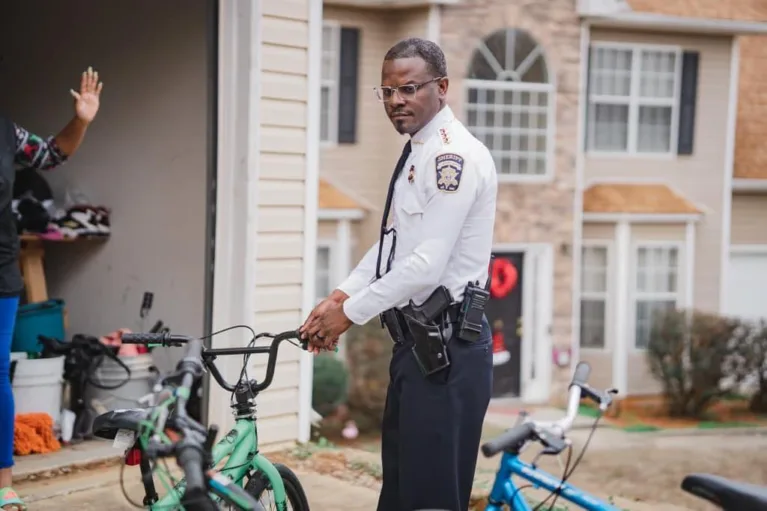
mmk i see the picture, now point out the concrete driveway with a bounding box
[18,463,380,510]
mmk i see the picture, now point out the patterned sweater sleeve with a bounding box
[13,123,68,170]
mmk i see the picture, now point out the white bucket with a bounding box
[84,354,157,413]
[11,356,65,429]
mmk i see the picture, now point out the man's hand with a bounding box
[300,289,348,353]
[314,300,353,348]
[71,67,103,124]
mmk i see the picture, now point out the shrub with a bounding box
[312,353,349,418]
[344,320,393,432]
[646,308,744,418]
[727,319,767,414]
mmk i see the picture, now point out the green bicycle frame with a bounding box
[150,417,287,510]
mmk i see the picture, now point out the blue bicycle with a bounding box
[480,362,620,510]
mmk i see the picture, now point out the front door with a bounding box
[486,252,524,397]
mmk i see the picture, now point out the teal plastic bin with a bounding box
[12,299,66,354]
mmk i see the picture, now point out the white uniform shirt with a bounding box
[338,105,498,326]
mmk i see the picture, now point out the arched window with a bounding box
[465,28,554,179]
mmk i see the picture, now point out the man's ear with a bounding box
[438,77,449,99]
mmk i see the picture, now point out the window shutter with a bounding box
[677,51,699,156]
[338,27,360,144]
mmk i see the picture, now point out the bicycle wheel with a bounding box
[245,463,310,511]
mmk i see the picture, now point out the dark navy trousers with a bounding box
[376,318,493,511]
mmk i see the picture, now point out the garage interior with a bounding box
[0,0,217,430]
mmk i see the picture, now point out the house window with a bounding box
[588,44,681,155]
[580,245,609,349]
[465,28,554,180]
[315,244,333,304]
[321,23,341,144]
[634,245,680,349]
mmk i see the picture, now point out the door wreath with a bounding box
[490,257,518,299]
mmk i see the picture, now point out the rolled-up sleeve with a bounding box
[343,151,478,325]
[13,123,68,170]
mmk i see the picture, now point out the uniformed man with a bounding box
[300,37,497,511]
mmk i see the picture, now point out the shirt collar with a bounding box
[411,105,455,145]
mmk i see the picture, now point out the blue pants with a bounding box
[377,318,493,511]
[0,297,18,469]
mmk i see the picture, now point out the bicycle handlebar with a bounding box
[121,329,307,394]
[124,329,308,510]
[481,361,618,457]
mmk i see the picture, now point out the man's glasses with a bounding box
[373,77,444,102]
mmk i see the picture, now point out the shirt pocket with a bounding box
[399,190,423,217]
[396,190,424,222]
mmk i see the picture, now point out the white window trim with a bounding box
[579,240,613,352]
[587,41,683,159]
[315,239,337,305]
[321,20,341,147]
[463,27,557,185]
[464,79,557,184]
[630,241,684,352]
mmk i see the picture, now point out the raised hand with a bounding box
[70,67,103,124]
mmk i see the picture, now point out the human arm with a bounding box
[335,238,388,297]
[13,67,103,171]
[299,240,383,348]
[57,66,103,156]
[342,151,479,325]
[13,124,69,170]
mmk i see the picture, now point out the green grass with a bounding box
[620,423,661,433]
[697,420,756,429]
[577,404,602,418]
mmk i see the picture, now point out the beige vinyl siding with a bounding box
[582,223,616,240]
[586,29,733,316]
[318,220,338,240]
[255,0,310,446]
[580,223,690,395]
[627,224,687,395]
[579,223,616,391]
[731,194,767,245]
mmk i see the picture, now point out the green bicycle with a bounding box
[91,328,311,510]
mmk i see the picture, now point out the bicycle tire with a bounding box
[246,463,310,511]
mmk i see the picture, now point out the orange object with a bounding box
[13,413,61,456]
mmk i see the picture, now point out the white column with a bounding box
[685,221,696,310]
[335,219,352,360]
[427,4,441,44]
[297,0,323,444]
[612,220,630,395]
[719,38,740,313]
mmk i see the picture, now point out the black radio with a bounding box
[457,256,494,343]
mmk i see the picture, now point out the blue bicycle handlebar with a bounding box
[481,361,605,457]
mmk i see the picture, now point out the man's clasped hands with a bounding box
[298,289,354,354]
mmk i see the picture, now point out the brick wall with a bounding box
[440,0,582,396]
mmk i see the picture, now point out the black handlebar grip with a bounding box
[121,332,167,344]
[570,361,591,389]
[274,330,300,343]
[481,422,535,457]
[177,443,206,493]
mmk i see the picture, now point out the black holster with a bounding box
[380,286,455,376]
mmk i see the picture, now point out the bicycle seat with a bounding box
[91,408,150,440]
[682,473,767,511]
